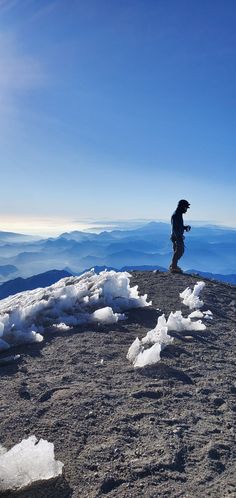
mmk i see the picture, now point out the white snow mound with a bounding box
[180,281,205,309]
[0,436,63,492]
[188,310,204,319]
[167,311,206,331]
[133,343,162,368]
[128,307,207,368]
[141,314,173,346]
[127,313,173,368]
[0,269,151,351]
[127,337,143,364]
[92,306,125,324]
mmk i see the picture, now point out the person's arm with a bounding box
[184,225,191,232]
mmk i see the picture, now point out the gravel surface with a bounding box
[0,271,236,498]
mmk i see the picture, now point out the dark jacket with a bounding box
[171,209,185,239]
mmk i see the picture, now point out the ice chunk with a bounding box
[203,310,213,320]
[9,329,44,344]
[142,325,173,346]
[92,306,125,324]
[127,337,143,363]
[127,314,173,368]
[188,310,204,319]
[203,310,213,315]
[52,322,72,331]
[180,281,205,309]
[167,311,206,331]
[0,436,63,492]
[127,295,209,369]
[134,343,162,368]
[142,314,173,347]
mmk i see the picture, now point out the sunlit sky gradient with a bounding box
[0,0,235,235]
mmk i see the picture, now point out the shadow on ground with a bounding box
[0,477,72,498]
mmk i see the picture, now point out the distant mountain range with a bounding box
[0,222,235,283]
[186,270,236,285]
[0,231,37,244]
[0,265,18,278]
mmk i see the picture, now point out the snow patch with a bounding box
[133,343,162,368]
[0,436,63,492]
[141,314,173,346]
[127,337,143,364]
[180,281,205,309]
[92,306,125,324]
[203,310,213,320]
[128,307,207,368]
[0,270,151,351]
[52,322,72,331]
[188,310,204,319]
[127,313,172,369]
[167,311,206,331]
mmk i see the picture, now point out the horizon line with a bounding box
[0,217,236,237]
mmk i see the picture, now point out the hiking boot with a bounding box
[169,266,183,274]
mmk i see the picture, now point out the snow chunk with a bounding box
[167,311,206,331]
[127,307,207,369]
[52,322,72,331]
[180,281,205,309]
[134,343,162,368]
[0,436,63,492]
[142,314,173,347]
[203,310,213,320]
[203,310,212,316]
[127,337,143,363]
[127,313,173,368]
[92,306,125,324]
[188,310,204,319]
[0,270,151,350]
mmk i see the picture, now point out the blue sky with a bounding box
[0,0,235,234]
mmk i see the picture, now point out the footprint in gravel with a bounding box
[131,390,163,400]
[207,442,231,473]
[100,476,125,494]
[36,407,48,418]
[38,389,55,402]
[18,385,31,400]
[211,396,225,408]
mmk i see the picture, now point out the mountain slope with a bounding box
[0,271,235,497]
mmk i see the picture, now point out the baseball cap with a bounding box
[178,199,190,208]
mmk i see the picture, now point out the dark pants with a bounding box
[171,237,184,268]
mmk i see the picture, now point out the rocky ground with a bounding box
[0,271,236,498]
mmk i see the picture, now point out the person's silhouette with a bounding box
[169,199,191,273]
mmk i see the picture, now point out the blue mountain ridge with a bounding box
[0,265,18,277]
[0,269,71,300]
[0,222,235,281]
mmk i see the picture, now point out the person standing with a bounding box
[169,199,191,273]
